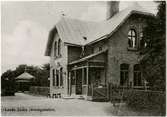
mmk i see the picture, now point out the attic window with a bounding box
[83,36,87,40]
[128,29,137,48]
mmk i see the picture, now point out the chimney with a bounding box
[106,1,119,20]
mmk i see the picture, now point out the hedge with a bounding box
[29,86,49,96]
[125,90,165,115]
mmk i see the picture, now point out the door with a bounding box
[76,69,82,94]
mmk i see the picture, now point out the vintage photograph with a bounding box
[1,1,166,116]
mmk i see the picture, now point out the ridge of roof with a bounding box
[45,4,154,56]
[56,4,154,45]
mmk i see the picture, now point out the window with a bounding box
[120,63,129,86]
[134,64,142,86]
[60,68,63,86]
[52,69,55,86]
[128,29,137,48]
[83,68,87,85]
[56,70,59,86]
[99,47,102,51]
[91,47,94,54]
[140,32,147,48]
[71,71,75,85]
[58,39,61,56]
[54,41,57,57]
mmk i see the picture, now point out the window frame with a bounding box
[56,70,59,87]
[133,64,143,86]
[60,68,63,87]
[128,28,138,50]
[52,69,55,86]
[54,41,57,57]
[58,39,61,56]
[120,63,129,86]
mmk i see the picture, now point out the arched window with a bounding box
[60,68,63,86]
[140,32,147,48]
[134,64,142,86]
[52,69,55,86]
[128,29,137,48]
[54,41,57,57]
[120,63,129,86]
[58,39,61,56]
[56,70,59,86]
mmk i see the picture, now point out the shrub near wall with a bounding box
[126,90,166,115]
[29,86,49,96]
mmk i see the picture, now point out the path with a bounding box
[1,93,153,116]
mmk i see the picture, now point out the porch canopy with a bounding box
[68,49,107,96]
[68,49,107,70]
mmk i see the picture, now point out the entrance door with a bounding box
[76,69,82,94]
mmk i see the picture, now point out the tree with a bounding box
[1,63,50,88]
[39,63,50,86]
[140,1,166,91]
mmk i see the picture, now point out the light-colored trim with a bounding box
[64,42,82,47]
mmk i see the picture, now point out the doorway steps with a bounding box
[63,95,84,100]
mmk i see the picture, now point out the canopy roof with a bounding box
[16,72,35,80]
[45,3,154,56]
[69,49,107,65]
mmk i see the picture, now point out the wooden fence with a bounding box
[108,84,165,115]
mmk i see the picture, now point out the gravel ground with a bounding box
[1,93,155,116]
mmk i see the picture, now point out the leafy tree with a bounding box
[1,63,50,90]
[140,1,166,91]
[39,63,50,86]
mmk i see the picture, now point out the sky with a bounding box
[1,1,158,73]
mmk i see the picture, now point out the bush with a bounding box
[29,86,49,96]
[126,90,165,115]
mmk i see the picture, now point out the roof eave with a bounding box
[64,42,83,47]
[85,10,155,46]
[44,26,57,56]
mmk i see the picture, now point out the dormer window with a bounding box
[128,29,137,48]
[83,36,87,40]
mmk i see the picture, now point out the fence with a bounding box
[108,84,166,115]
[29,86,49,96]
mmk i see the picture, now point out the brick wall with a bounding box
[50,33,68,96]
[107,14,147,86]
[68,46,82,63]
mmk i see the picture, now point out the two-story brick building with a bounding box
[45,2,154,100]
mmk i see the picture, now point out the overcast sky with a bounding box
[1,1,158,73]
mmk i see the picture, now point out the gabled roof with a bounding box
[16,72,35,80]
[45,3,154,56]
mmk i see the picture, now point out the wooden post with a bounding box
[82,68,84,94]
[74,69,77,94]
[69,72,71,95]
[86,63,89,96]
